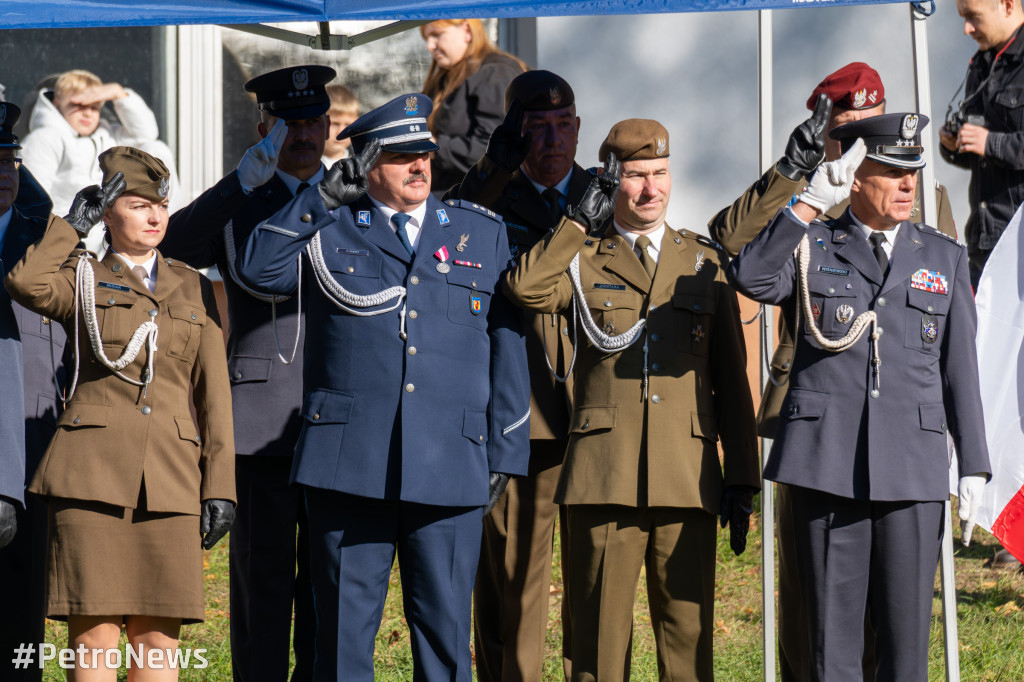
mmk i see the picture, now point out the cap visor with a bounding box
[265,101,329,121]
[0,142,22,150]
[383,140,440,154]
[866,152,925,170]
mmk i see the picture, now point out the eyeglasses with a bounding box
[0,157,22,172]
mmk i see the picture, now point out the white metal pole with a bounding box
[910,5,959,682]
[757,9,776,682]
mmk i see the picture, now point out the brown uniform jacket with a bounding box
[503,218,759,510]
[448,156,590,440]
[4,215,235,515]
[707,163,958,436]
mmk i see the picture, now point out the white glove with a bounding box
[237,119,288,192]
[799,138,867,214]
[958,474,987,546]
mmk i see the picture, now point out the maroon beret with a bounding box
[806,62,885,112]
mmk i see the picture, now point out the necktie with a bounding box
[132,265,152,292]
[541,188,563,226]
[635,235,657,280]
[392,212,415,257]
[868,231,888,277]
[296,182,310,195]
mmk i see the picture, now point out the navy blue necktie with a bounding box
[392,212,415,257]
[868,231,888,277]
[296,182,310,195]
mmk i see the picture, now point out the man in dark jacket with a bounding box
[940,0,1024,287]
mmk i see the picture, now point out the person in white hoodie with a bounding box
[20,69,183,252]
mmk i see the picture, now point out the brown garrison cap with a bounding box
[504,70,575,112]
[599,119,670,162]
[99,146,170,203]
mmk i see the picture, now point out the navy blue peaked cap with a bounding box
[339,93,439,155]
[244,65,336,120]
[831,112,929,170]
[0,102,22,149]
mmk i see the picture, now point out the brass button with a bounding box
[313,413,320,421]
[73,417,80,424]
[409,310,418,319]
[408,347,417,356]
[651,394,661,404]
[478,435,484,442]
[405,383,415,393]
[410,276,420,285]
[108,298,116,305]
[42,317,51,325]
[301,213,312,223]
[141,406,152,415]
[347,267,355,273]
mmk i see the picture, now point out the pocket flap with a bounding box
[167,302,207,324]
[995,87,1024,108]
[783,388,830,420]
[58,403,110,428]
[93,289,136,307]
[691,411,719,442]
[672,293,717,315]
[586,289,637,311]
[301,389,355,424]
[229,355,273,384]
[330,251,381,278]
[919,402,948,434]
[446,267,495,293]
[175,416,201,444]
[769,343,794,372]
[570,405,616,433]
[462,409,488,445]
[806,272,856,297]
[906,288,951,315]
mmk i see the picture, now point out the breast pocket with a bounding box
[93,288,139,346]
[804,273,859,341]
[904,288,950,356]
[447,267,493,330]
[994,86,1024,130]
[583,289,639,340]
[165,302,206,362]
[672,293,716,356]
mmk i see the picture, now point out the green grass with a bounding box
[41,495,1024,680]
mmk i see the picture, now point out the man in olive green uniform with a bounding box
[504,120,759,682]
[706,62,959,682]
[448,70,587,682]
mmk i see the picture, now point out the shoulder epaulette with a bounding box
[916,222,964,247]
[679,229,725,253]
[164,257,200,273]
[444,199,503,224]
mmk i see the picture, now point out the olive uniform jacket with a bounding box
[707,162,957,436]
[447,157,591,440]
[4,215,235,514]
[503,217,759,510]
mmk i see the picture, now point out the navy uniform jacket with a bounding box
[0,208,65,506]
[727,208,991,502]
[235,192,531,507]
[164,172,304,457]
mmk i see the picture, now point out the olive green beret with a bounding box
[599,119,670,162]
[98,146,170,203]
[504,70,575,112]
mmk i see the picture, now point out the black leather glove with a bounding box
[568,152,620,236]
[320,139,382,210]
[200,499,235,550]
[0,497,16,550]
[484,472,510,516]
[719,485,757,556]
[776,93,832,182]
[63,172,126,236]
[485,99,530,173]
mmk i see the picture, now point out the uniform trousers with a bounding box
[304,487,483,682]
[229,455,314,682]
[788,485,943,682]
[474,439,570,682]
[566,504,717,682]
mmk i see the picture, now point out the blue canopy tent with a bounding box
[2,2,955,680]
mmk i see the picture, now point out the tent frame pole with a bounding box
[222,20,428,50]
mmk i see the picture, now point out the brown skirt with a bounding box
[46,497,205,623]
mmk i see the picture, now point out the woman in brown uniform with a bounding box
[5,147,235,680]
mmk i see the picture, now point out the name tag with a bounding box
[337,248,370,256]
[817,266,850,276]
[97,281,131,292]
[593,283,626,291]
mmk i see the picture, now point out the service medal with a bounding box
[836,304,854,325]
[921,315,938,344]
[436,262,451,274]
[691,323,704,343]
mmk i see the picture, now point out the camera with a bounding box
[945,107,985,136]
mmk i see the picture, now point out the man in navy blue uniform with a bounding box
[0,102,66,682]
[235,93,531,682]
[162,64,336,682]
[728,113,991,681]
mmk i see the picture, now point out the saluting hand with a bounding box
[0,498,16,550]
[200,498,236,550]
[320,139,383,210]
[778,93,832,181]
[568,152,621,236]
[64,171,126,236]
[485,99,531,173]
[237,119,288,192]
[719,486,757,556]
[798,137,866,216]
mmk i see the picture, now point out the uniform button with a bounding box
[108,298,116,305]
[191,313,197,320]
[42,317,51,325]
[562,327,569,336]
[73,417,80,424]
[827,287,835,295]
[878,297,886,306]
[301,213,312,223]
[846,283,853,290]
[112,264,122,272]
[604,300,612,307]
[478,435,484,442]
[649,304,658,313]
[408,347,417,356]
[313,412,320,421]
[651,333,660,342]
[876,327,884,336]
[410,276,420,285]
[941,422,947,431]
[980,201,988,209]
[582,419,589,430]
[674,237,682,244]
[651,394,661,404]
[926,305,934,312]
[409,310,418,319]
[347,266,354,273]
[870,389,880,399]
[781,362,791,369]
[233,370,242,380]
[472,281,478,288]
[651,363,661,372]
[693,303,700,311]
[790,405,798,415]
[149,308,158,317]
[141,406,152,415]
[405,383,415,393]
[220,188,230,198]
